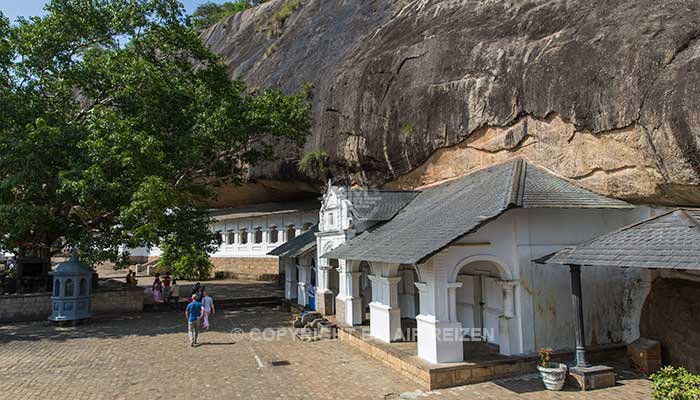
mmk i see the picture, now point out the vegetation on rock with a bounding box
[258,0,302,38]
[192,1,267,29]
[298,150,330,182]
[0,0,311,274]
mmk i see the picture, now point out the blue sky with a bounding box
[1,0,228,23]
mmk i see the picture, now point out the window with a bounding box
[65,279,73,297]
[286,225,296,241]
[269,226,279,243]
[240,229,248,245]
[254,227,263,244]
[227,231,235,245]
[303,222,313,232]
[214,231,223,243]
[79,278,87,296]
[328,212,334,226]
[54,280,61,297]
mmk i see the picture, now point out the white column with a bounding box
[318,266,330,292]
[497,280,517,318]
[337,268,363,326]
[368,275,403,342]
[297,265,312,306]
[497,279,517,355]
[284,258,298,300]
[415,257,464,364]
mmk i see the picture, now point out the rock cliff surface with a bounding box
[201,0,700,206]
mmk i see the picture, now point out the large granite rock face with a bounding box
[201,0,700,205]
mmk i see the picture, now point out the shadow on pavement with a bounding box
[0,306,291,343]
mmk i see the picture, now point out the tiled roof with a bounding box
[323,158,631,264]
[267,225,318,258]
[210,200,319,221]
[544,209,700,270]
[346,190,418,221]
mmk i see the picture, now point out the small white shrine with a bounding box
[316,158,653,364]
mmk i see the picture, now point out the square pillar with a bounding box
[284,259,298,300]
[336,270,363,326]
[316,267,334,316]
[414,257,464,364]
[368,275,402,342]
[415,281,464,363]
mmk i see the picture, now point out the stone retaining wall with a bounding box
[0,280,144,323]
[210,257,281,281]
[337,324,627,390]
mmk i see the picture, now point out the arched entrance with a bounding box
[329,258,340,304]
[455,260,505,348]
[640,278,700,373]
[359,261,372,323]
[398,264,420,341]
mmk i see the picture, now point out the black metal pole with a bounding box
[569,264,590,368]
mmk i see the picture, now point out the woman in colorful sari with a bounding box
[152,273,164,309]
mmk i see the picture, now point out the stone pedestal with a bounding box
[369,302,402,342]
[567,365,616,391]
[416,315,464,363]
[316,289,335,316]
[336,295,362,326]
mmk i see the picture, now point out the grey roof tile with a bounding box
[267,225,318,258]
[346,190,418,222]
[324,158,631,264]
[545,209,700,270]
[210,200,318,221]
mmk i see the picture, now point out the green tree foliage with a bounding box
[192,1,267,29]
[651,366,700,400]
[157,242,214,281]
[0,0,310,270]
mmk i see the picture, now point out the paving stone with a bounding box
[0,306,651,399]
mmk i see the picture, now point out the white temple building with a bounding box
[300,158,656,365]
[129,200,318,281]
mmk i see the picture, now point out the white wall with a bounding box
[129,210,318,260]
[212,210,318,258]
[426,206,651,356]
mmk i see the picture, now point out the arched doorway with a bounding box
[398,264,420,341]
[359,261,372,323]
[640,278,700,373]
[455,260,504,350]
[328,258,340,312]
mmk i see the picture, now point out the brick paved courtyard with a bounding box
[0,306,652,400]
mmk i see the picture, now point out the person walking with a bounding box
[201,290,215,330]
[169,279,181,311]
[190,282,201,303]
[185,294,204,347]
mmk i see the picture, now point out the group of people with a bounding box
[125,269,215,347]
[125,270,138,285]
[185,282,215,347]
[151,272,181,310]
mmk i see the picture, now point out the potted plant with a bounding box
[537,347,567,391]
